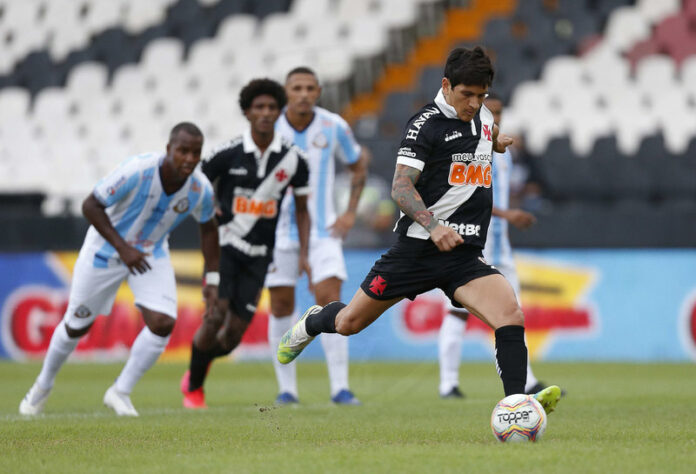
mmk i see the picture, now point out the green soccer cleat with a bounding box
[277,305,322,364]
[534,385,562,415]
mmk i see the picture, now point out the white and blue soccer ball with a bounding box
[490,394,547,443]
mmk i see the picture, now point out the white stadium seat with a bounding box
[636,0,682,24]
[603,7,651,53]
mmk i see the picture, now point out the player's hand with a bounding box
[298,254,313,291]
[329,211,356,238]
[429,224,464,252]
[493,133,514,153]
[505,209,536,229]
[118,246,151,275]
[202,283,218,312]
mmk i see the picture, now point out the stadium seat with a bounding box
[603,7,651,53]
[636,0,681,24]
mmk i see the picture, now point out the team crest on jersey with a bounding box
[173,197,190,213]
[312,132,329,148]
[275,169,288,182]
[482,124,492,141]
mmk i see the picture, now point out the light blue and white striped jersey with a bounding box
[274,106,361,247]
[483,149,513,267]
[83,152,215,267]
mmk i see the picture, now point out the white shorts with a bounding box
[265,237,347,287]
[63,249,177,329]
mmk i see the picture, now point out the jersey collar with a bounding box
[242,127,282,158]
[434,88,458,119]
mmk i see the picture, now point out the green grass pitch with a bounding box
[2,361,696,473]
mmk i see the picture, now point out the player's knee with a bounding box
[147,313,175,337]
[270,299,294,317]
[505,307,525,327]
[220,315,248,351]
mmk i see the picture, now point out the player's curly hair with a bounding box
[238,78,287,112]
[444,46,495,88]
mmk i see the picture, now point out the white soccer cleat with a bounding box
[19,382,52,415]
[277,305,321,364]
[103,385,139,417]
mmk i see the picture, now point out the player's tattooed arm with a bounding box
[492,124,514,153]
[391,164,438,232]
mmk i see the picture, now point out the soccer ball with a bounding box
[490,394,547,443]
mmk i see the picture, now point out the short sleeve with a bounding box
[93,157,141,207]
[291,149,310,196]
[334,115,361,165]
[201,145,231,183]
[190,177,216,223]
[396,116,433,171]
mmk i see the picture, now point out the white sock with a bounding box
[320,332,349,396]
[114,326,169,395]
[438,314,465,395]
[268,313,298,397]
[36,319,80,390]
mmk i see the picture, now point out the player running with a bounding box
[438,94,557,399]
[180,78,311,409]
[20,123,219,416]
[266,67,369,405]
[277,47,561,413]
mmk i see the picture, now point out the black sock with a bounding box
[494,325,528,396]
[305,302,345,337]
[188,342,223,391]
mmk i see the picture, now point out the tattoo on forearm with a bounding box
[392,165,437,232]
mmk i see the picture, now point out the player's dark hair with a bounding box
[286,66,318,82]
[444,46,495,88]
[238,78,287,112]
[169,122,203,142]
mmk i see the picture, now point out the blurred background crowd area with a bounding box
[0,0,694,249]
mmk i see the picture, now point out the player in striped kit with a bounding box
[438,94,551,399]
[20,123,219,416]
[265,67,368,405]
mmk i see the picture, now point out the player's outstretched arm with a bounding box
[199,219,220,309]
[492,124,513,154]
[391,164,463,251]
[294,194,312,282]
[82,193,151,274]
[331,147,370,238]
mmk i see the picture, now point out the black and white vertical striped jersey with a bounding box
[202,128,310,260]
[394,88,495,249]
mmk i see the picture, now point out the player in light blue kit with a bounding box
[266,67,369,405]
[438,95,553,398]
[19,122,220,416]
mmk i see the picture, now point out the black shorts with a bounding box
[360,236,500,308]
[219,246,271,322]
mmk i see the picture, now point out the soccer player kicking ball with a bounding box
[20,123,219,416]
[278,47,561,414]
[180,79,311,409]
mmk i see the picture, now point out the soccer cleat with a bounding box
[180,371,207,409]
[275,392,299,405]
[103,385,139,417]
[331,389,361,405]
[19,383,51,415]
[440,386,465,399]
[533,385,562,415]
[277,305,322,364]
[526,382,566,397]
